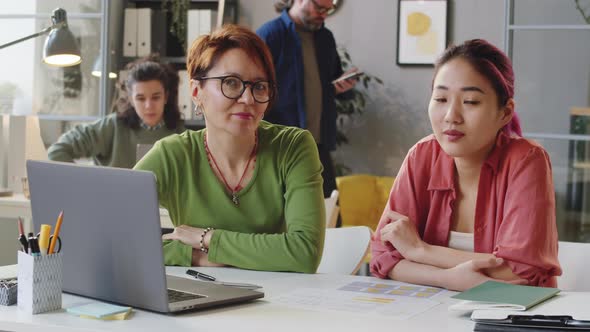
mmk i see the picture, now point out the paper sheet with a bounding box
[272,280,445,319]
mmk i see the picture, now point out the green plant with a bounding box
[162,0,190,51]
[334,46,383,175]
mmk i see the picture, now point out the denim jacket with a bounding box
[257,10,347,151]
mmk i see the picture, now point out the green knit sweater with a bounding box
[47,113,185,168]
[134,121,325,273]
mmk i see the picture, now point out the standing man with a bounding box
[257,0,358,199]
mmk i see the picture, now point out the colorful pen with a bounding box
[48,211,63,255]
[17,217,28,253]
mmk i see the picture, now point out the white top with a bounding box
[448,231,474,252]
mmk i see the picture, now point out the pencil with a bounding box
[48,211,63,254]
[17,217,24,236]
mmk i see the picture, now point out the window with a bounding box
[505,0,590,242]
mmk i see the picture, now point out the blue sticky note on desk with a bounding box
[66,303,131,318]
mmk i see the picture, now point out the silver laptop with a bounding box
[26,160,263,314]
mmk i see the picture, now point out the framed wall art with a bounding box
[397,0,448,66]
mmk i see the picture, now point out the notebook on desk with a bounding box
[450,281,559,311]
[26,160,263,314]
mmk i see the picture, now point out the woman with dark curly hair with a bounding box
[47,56,185,168]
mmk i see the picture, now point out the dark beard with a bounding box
[300,16,322,31]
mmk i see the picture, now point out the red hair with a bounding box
[186,24,277,110]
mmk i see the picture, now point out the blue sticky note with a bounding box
[66,302,131,318]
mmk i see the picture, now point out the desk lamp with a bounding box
[91,55,117,79]
[0,8,81,67]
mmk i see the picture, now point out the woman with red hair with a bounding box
[371,39,561,291]
[135,25,324,273]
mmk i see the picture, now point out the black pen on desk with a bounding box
[186,269,216,281]
[186,269,262,290]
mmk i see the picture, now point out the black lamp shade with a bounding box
[42,8,81,67]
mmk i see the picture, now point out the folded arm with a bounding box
[378,210,523,283]
[389,256,523,291]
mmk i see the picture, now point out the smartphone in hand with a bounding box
[332,71,364,84]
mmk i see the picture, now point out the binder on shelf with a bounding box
[177,70,193,121]
[187,9,200,50]
[187,9,217,52]
[123,8,137,57]
[136,8,153,57]
[199,9,216,37]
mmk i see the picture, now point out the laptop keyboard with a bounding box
[167,289,205,303]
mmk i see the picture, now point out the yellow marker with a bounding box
[48,211,63,254]
[38,224,51,255]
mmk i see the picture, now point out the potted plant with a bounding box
[161,0,190,51]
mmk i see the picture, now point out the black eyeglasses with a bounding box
[196,75,273,104]
[309,0,336,15]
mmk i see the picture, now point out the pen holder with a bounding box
[17,251,63,314]
[0,279,17,306]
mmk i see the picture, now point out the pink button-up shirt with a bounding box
[370,133,562,287]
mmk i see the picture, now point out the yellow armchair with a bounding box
[336,174,395,231]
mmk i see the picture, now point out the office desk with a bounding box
[0,265,474,332]
[0,194,31,226]
[0,194,174,231]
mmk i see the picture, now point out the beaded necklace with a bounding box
[203,133,257,206]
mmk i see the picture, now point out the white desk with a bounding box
[0,194,174,232]
[0,266,474,332]
[0,194,32,229]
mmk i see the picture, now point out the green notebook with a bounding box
[449,281,560,311]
